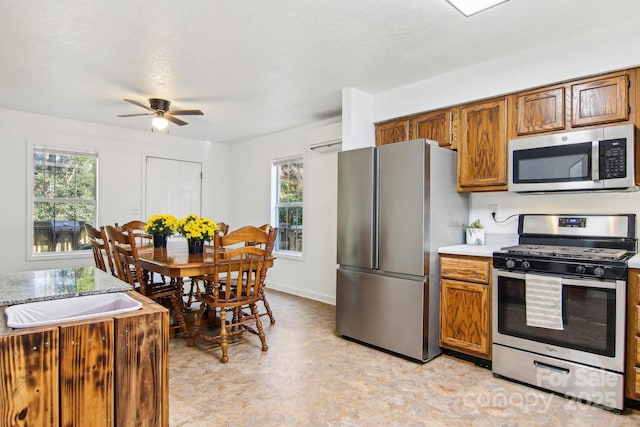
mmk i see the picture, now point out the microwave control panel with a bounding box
[600,138,627,179]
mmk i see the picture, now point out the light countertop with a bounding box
[438,233,518,258]
[438,243,504,257]
[0,266,131,306]
[628,254,640,269]
[440,235,640,270]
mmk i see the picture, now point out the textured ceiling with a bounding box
[1,0,639,143]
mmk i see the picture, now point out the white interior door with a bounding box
[145,157,202,219]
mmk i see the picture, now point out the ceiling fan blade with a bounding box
[123,98,154,111]
[117,113,153,117]
[165,115,189,126]
[168,109,204,116]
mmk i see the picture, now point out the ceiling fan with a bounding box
[117,98,204,130]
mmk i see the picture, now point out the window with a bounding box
[31,147,97,256]
[272,156,303,256]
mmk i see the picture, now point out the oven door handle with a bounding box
[560,276,618,289]
[495,270,620,290]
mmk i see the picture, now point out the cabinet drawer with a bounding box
[636,306,640,332]
[636,336,640,365]
[440,255,491,284]
[635,367,640,396]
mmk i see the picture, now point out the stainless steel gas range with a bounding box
[492,213,636,412]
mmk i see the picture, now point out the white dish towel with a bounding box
[525,273,564,330]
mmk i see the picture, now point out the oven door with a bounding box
[492,269,625,372]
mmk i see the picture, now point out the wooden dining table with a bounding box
[137,239,274,309]
[138,240,217,279]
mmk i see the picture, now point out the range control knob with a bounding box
[593,266,606,278]
[521,260,531,269]
[575,265,586,275]
[505,259,516,269]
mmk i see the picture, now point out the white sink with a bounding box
[5,293,142,328]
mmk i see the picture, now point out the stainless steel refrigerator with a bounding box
[336,139,469,362]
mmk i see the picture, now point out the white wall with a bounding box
[0,107,228,272]
[470,191,640,237]
[343,19,640,238]
[371,25,640,123]
[342,88,375,150]
[227,118,340,304]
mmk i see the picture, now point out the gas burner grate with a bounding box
[501,244,630,261]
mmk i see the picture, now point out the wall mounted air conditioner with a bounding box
[308,138,342,153]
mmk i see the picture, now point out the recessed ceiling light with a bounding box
[445,0,509,17]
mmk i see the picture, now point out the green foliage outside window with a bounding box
[274,158,303,253]
[32,148,97,254]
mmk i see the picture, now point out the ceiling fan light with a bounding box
[445,0,509,16]
[151,116,169,131]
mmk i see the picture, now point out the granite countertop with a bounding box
[0,266,131,306]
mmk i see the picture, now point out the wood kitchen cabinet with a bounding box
[571,72,630,127]
[373,67,637,192]
[375,117,409,145]
[626,268,640,402]
[457,97,508,192]
[509,69,635,139]
[439,254,492,360]
[0,292,169,427]
[408,108,458,148]
[512,86,566,136]
[0,326,59,425]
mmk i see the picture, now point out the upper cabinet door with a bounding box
[571,74,630,127]
[458,97,508,192]
[409,109,454,148]
[515,87,566,135]
[375,118,409,146]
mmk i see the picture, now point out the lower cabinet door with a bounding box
[440,278,491,359]
[59,320,114,427]
[0,328,59,426]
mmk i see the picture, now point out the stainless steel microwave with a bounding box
[508,124,636,192]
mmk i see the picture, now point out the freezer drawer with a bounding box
[336,269,427,361]
[493,344,624,411]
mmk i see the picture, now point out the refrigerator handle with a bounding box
[373,147,379,269]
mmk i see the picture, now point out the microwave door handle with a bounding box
[592,140,600,181]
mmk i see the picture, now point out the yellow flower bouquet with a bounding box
[176,214,219,242]
[144,214,178,236]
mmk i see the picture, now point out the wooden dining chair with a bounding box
[115,220,153,246]
[185,221,231,308]
[105,225,188,337]
[246,224,277,324]
[189,225,277,363]
[85,224,116,276]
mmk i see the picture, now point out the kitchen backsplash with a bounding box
[469,190,640,236]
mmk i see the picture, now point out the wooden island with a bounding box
[0,267,169,427]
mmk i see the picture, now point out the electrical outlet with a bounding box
[489,204,499,218]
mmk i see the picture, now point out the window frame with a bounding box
[27,144,98,261]
[271,154,305,260]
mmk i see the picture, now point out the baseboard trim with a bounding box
[265,280,336,306]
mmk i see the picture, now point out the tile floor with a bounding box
[168,290,640,426]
